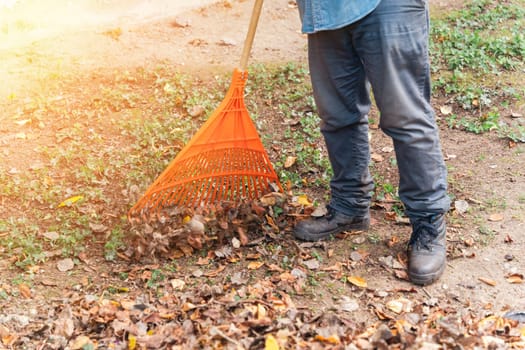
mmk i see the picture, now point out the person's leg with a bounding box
[308,27,374,217]
[293,26,374,241]
[353,0,450,284]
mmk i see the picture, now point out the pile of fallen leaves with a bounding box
[126,192,302,261]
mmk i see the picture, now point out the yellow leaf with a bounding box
[58,195,84,208]
[182,215,191,224]
[265,334,280,350]
[348,275,367,288]
[297,194,312,206]
[128,335,136,350]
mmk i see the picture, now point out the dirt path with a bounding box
[1,0,305,100]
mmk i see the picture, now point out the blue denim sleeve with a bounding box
[296,0,381,34]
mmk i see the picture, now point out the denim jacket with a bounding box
[296,0,381,34]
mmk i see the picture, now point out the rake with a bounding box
[128,0,282,221]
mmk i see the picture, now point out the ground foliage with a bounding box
[2,192,525,349]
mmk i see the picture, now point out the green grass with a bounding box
[430,0,525,139]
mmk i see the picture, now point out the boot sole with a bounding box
[293,222,369,242]
[408,263,446,286]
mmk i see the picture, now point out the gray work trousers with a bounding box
[307,0,450,219]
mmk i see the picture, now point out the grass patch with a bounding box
[430,0,525,139]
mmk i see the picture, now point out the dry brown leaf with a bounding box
[267,263,284,272]
[197,256,210,265]
[70,335,94,350]
[463,237,475,247]
[260,194,277,206]
[505,273,523,284]
[187,235,203,249]
[1,333,17,346]
[237,226,249,246]
[57,258,75,272]
[18,283,31,299]
[386,298,413,314]
[257,304,267,320]
[440,105,453,115]
[251,202,266,216]
[387,236,399,248]
[385,211,398,221]
[393,269,409,281]
[314,334,341,344]
[321,262,343,272]
[248,261,265,270]
[170,279,185,290]
[246,253,262,260]
[204,265,226,277]
[488,213,504,222]
[284,156,297,168]
[89,222,108,233]
[478,277,497,286]
[278,272,297,282]
[371,153,384,162]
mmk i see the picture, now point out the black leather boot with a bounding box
[293,206,370,241]
[407,214,447,285]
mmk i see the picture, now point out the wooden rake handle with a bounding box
[239,0,264,71]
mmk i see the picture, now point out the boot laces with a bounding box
[410,219,439,251]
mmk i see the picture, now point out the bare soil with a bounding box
[1,0,524,348]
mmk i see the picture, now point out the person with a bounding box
[293,0,451,286]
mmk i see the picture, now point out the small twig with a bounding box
[246,236,266,246]
[221,298,275,310]
[290,240,307,255]
[209,326,242,346]
[421,287,433,298]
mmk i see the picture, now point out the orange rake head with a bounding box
[128,68,282,222]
